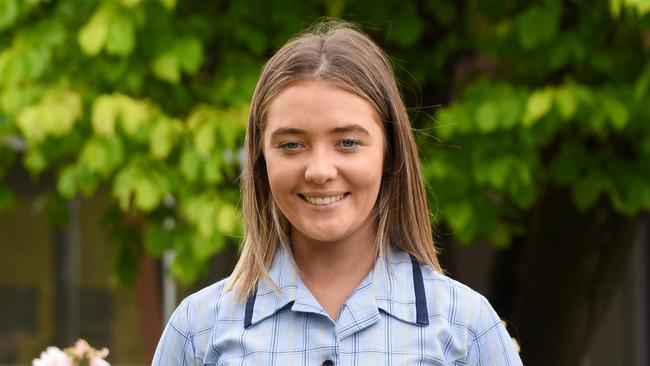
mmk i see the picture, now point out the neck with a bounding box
[289,223,378,320]
[290,224,377,283]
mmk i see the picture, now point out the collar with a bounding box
[244,246,429,336]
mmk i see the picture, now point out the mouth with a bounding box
[298,193,350,206]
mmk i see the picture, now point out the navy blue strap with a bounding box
[244,288,294,329]
[410,254,429,326]
[244,287,257,329]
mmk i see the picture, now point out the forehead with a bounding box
[263,79,384,136]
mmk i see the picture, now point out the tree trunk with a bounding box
[513,186,638,365]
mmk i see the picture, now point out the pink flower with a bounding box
[32,347,73,366]
[72,339,91,358]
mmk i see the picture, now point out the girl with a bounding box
[153,20,523,366]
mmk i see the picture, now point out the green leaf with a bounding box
[1,85,40,114]
[159,0,176,10]
[180,147,201,182]
[550,143,588,185]
[517,5,560,50]
[24,149,46,174]
[16,107,45,143]
[118,95,149,135]
[523,88,554,127]
[634,61,650,102]
[445,200,472,232]
[80,136,124,176]
[217,203,239,235]
[191,233,225,261]
[490,222,511,248]
[194,122,217,156]
[612,0,650,15]
[602,96,628,130]
[119,0,142,7]
[106,11,135,56]
[0,50,26,86]
[150,116,182,158]
[487,157,512,189]
[389,2,425,47]
[57,166,78,199]
[134,175,163,211]
[152,52,180,83]
[17,90,82,144]
[78,7,110,56]
[175,36,203,74]
[145,224,173,255]
[22,45,50,81]
[573,172,611,210]
[555,86,577,120]
[113,164,168,212]
[475,101,500,133]
[92,95,119,136]
[203,153,223,184]
[0,0,18,31]
[610,0,624,17]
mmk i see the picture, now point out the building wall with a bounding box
[0,193,147,365]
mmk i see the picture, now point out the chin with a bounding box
[300,228,347,243]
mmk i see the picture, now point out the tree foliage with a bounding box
[1,0,649,289]
[422,0,650,250]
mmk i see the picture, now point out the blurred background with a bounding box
[1,0,649,365]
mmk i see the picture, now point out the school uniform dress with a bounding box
[153,247,523,365]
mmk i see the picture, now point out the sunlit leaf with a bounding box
[216,203,239,234]
[106,11,135,56]
[159,0,176,10]
[23,149,46,174]
[118,95,150,135]
[119,0,142,8]
[523,88,554,127]
[475,101,500,132]
[445,200,472,232]
[602,96,628,130]
[150,116,182,158]
[92,95,119,136]
[152,52,180,83]
[57,166,78,199]
[0,0,18,31]
[78,6,110,56]
[555,86,577,120]
[175,36,203,74]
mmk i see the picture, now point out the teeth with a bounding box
[304,194,345,205]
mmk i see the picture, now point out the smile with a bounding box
[299,193,348,206]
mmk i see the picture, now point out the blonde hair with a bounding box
[225,19,441,300]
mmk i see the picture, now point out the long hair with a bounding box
[225,19,441,300]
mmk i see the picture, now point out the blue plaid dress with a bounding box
[153,247,523,365]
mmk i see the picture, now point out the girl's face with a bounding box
[262,79,386,247]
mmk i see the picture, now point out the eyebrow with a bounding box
[270,123,371,138]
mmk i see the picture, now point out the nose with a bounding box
[304,148,337,184]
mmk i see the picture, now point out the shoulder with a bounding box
[154,277,240,365]
[385,249,499,335]
[168,277,234,339]
[419,264,501,336]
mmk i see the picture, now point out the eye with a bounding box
[279,141,304,151]
[339,138,360,149]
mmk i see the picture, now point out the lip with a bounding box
[299,191,348,197]
[298,192,350,208]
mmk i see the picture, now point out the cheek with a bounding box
[265,157,300,193]
[346,156,384,192]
